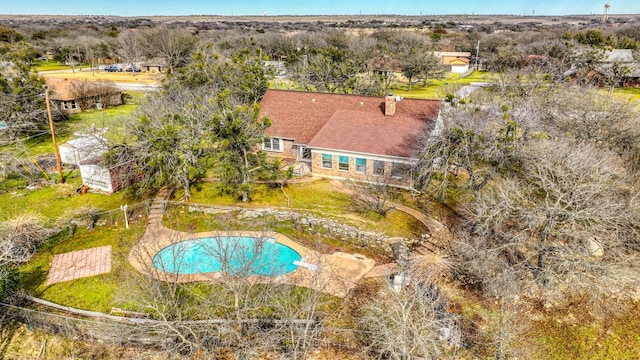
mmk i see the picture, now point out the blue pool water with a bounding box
[152,236,301,276]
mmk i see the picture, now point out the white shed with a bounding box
[59,135,108,166]
[79,161,138,194]
[79,164,113,193]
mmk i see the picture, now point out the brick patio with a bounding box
[46,246,112,285]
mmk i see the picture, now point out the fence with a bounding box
[62,200,153,231]
[0,296,326,352]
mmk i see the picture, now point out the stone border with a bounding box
[129,224,375,298]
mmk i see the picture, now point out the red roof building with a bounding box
[259,90,442,187]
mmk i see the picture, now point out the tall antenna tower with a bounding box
[602,3,611,23]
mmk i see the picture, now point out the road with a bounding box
[115,83,159,92]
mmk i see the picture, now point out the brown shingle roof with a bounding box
[46,78,121,101]
[260,89,441,158]
[46,78,75,101]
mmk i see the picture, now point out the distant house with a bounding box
[141,58,169,73]
[263,61,287,78]
[46,78,123,114]
[434,52,472,73]
[584,49,640,88]
[259,90,442,188]
[367,56,402,75]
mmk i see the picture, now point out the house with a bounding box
[585,49,640,88]
[259,90,442,188]
[433,52,472,73]
[263,61,287,78]
[366,56,402,75]
[46,78,123,114]
[141,58,169,73]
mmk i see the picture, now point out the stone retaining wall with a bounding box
[184,204,428,251]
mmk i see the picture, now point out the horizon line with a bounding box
[2,12,639,17]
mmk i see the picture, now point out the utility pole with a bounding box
[474,40,480,71]
[45,88,64,183]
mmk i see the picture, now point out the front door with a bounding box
[300,146,311,162]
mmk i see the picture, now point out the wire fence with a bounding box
[0,299,354,354]
[61,200,153,231]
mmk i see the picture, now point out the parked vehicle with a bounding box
[104,65,122,72]
[125,65,141,72]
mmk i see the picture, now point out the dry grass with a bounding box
[40,69,164,85]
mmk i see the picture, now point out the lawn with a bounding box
[390,71,495,99]
[14,177,428,312]
[33,60,72,72]
[615,87,640,105]
[530,304,640,359]
[178,179,427,239]
[16,91,145,158]
[18,223,145,313]
[0,174,130,221]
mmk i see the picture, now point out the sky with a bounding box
[0,0,638,17]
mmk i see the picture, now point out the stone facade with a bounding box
[310,151,413,188]
[262,145,414,188]
[262,138,298,160]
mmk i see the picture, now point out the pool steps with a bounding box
[293,260,318,271]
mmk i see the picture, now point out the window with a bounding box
[62,101,68,110]
[392,162,410,178]
[338,156,349,171]
[71,100,78,110]
[373,161,385,176]
[321,154,332,168]
[355,158,366,173]
[262,137,281,152]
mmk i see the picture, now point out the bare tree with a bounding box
[536,88,640,171]
[0,213,54,299]
[468,140,638,314]
[357,264,460,360]
[345,174,396,217]
[140,27,198,72]
[0,213,53,269]
[121,211,328,358]
[414,102,519,202]
[112,30,143,69]
[71,80,122,111]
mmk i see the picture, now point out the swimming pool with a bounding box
[152,236,302,276]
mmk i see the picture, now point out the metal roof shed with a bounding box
[59,135,108,166]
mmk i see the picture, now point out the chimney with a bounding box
[384,95,396,116]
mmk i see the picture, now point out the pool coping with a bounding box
[128,221,375,298]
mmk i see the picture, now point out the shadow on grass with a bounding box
[0,320,20,360]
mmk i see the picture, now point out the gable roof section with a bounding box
[46,78,121,101]
[603,49,634,63]
[46,78,75,101]
[260,89,441,158]
[447,58,470,65]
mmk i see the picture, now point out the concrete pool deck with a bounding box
[128,189,375,298]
